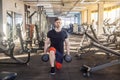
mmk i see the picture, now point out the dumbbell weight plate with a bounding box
[41,54,49,62]
[64,54,72,63]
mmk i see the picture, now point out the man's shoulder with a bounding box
[61,29,68,34]
[48,29,54,32]
[48,29,55,34]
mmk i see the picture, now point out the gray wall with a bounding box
[47,17,57,30]
[48,17,57,25]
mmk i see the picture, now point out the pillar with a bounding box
[87,9,91,25]
[98,2,104,35]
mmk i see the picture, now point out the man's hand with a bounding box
[65,38,70,56]
[44,37,50,54]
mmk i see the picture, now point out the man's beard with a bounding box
[56,25,61,28]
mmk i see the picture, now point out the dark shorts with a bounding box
[48,47,63,63]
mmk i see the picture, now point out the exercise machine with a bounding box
[18,24,44,53]
[80,42,120,77]
[79,30,120,77]
[0,35,17,79]
[0,25,30,64]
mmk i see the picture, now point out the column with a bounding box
[98,2,104,35]
[87,9,91,25]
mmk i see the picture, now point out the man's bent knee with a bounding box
[48,47,56,54]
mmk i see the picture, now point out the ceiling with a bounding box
[21,0,120,17]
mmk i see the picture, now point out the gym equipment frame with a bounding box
[80,42,120,77]
[0,25,31,64]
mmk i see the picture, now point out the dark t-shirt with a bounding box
[47,29,68,53]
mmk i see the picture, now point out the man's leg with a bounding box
[55,51,63,70]
[48,47,56,75]
[49,50,56,67]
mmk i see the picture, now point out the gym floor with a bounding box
[0,34,120,80]
[0,53,120,80]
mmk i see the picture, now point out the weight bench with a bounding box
[80,42,120,77]
[0,72,17,80]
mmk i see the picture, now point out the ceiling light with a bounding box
[95,0,100,2]
[74,7,86,9]
[81,0,85,3]
[37,3,52,8]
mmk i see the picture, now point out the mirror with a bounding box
[6,11,23,40]
[6,11,13,39]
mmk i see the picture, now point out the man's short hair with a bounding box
[54,17,61,22]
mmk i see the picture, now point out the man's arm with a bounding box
[44,37,50,54]
[65,38,70,55]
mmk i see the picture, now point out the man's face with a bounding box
[54,20,62,28]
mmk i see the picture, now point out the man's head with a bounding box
[54,17,62,28]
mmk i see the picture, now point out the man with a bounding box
[44,17,70,75]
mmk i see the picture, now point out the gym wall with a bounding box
[2,0,24,38]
